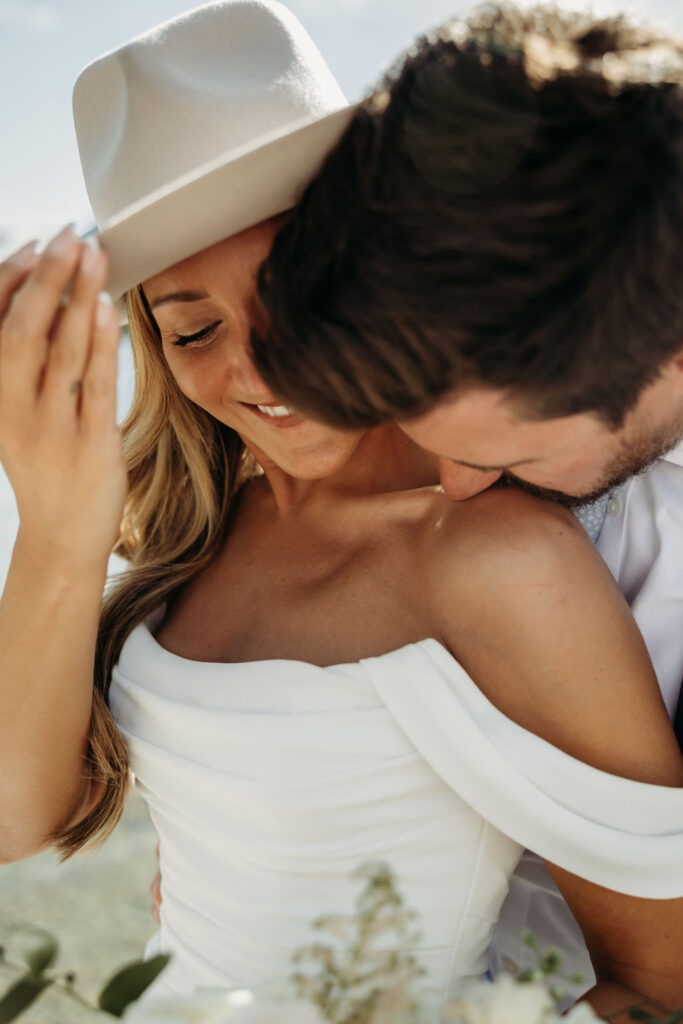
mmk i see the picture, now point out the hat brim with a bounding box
[99,104,357,305]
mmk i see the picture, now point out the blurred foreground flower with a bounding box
[1,862,671,1024]
[122,989,324,1024]
[442,974,602,1024]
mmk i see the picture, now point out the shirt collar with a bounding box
[664,439,683,467]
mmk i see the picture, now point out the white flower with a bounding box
[122,990,238,1024]
[123,990,325,1024]
[218,998,325,1024]
[443,975,605,1024]
[444,975,553,1024]
[563,1001,603,1024]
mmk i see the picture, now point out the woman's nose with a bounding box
[438,459,503,500]
[232,354,270,394]
[225,328,272,395]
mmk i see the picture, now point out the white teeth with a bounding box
[256,404,292,418]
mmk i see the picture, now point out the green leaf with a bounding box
[0,975,52,1023]
[539,950,562,974]
[97,955,170,1018]
[6,927,58,976]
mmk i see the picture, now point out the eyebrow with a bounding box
[149,289,210,310]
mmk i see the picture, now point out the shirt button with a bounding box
[607,496,622,517]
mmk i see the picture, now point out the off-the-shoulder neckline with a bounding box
[137,604,446,671]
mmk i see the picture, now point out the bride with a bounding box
[1,0,681,1017]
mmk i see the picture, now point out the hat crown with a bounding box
[73,0,347,223]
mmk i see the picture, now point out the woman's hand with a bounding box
[0,226,127,568]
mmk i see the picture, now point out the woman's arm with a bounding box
[0,231,126,861]
[426,487,683,1013]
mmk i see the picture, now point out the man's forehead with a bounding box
[413,387,520,424]
[402,389,608,464]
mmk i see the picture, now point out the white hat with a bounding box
[73,0,355,300]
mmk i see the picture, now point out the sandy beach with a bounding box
[0,789,159,1023]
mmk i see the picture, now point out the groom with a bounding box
[255,2,683,739]
[252,2,683,1001]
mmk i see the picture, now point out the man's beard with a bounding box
[494,415,683,509]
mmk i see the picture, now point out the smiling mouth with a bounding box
[255,403,293,418]
[241,401,305,428]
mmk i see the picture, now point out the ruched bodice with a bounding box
[109,607,683,1002]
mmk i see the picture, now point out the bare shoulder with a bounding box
[423,485,614,664]
[421,486,683,785]
[420,484,613,652]
[424,485,601,590]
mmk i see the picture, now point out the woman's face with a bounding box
[142,218,365,479]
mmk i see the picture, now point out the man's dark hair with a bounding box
[254,3,683,429]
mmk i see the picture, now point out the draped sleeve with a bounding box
[359,639,683,899]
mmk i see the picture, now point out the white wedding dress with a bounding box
[109,606,683,1003]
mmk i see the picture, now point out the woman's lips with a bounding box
[240,401,305,428]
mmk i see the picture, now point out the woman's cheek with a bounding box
[165,349,220,406]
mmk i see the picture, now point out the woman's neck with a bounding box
[246,424,440,518]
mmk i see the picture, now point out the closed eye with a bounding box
[171,320,221,347]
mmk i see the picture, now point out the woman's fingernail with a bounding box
[8,240,38,267]
[46,224,77,258]
[96,291,113,327]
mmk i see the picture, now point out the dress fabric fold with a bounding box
[359,640,683,897]
[109,609,683,1001]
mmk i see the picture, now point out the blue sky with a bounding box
[1,0,682,254]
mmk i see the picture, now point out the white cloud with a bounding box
[0,1,60,33]
[290,0,374,12]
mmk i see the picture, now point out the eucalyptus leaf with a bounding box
[0,975,52,1023]
[6,927,58,976]
[98,955,170,1017]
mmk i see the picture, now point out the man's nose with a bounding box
[438,460,503,500]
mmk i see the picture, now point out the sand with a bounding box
[0,787,159,1023]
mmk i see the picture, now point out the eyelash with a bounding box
[171,320,221,348]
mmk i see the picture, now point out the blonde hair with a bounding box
[49,286,251,859]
